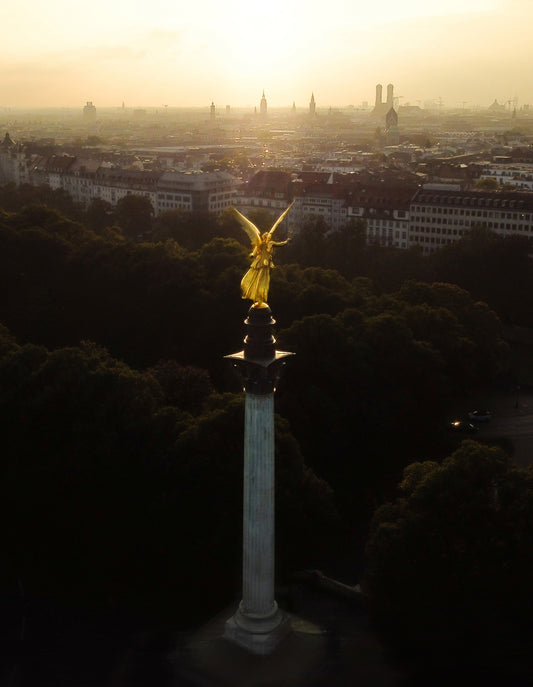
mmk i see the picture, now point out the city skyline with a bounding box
[2,1,531,110]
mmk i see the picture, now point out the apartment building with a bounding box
[346,182,415,249]
[156,170,239,214]
[62,158,102,206]
[237,170,293,215]
[236,171,416,244]
[291,175,349,232]
[0,133,31,185]
[409,188,533,254]
[479,163,533,190]
[93,168,160,209]
[4,133,533,254]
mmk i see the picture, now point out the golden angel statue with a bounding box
[231,202,294,306]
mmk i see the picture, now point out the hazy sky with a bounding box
[1,0,531,110]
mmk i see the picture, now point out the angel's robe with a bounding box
[240,235,288,304]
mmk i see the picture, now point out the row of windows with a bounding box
[158,193,189,201]
[414,207,530,219]
[211,192,234,200]
[367,228,408,239]
[413,236,456,245]
[303,198,331,205]
[210,201,233,210]
[368,220,405,228]
[412,221,531,232]
[248,199,287,208]
[414,197,528,209]
[158,202,191,210]
[412,218,469,226]
[482,170,533,178]
[412,227,464,236]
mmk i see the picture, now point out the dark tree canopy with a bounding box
[0,195,524,648]
[363,441,533,672]
[115,193,154,239]
[0,325,338,621]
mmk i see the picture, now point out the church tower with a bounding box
[210,101,216,123]
[83,101,97,122]
[386,83,394,108]
[309,93,316,117]
[385,106,399,145]
[260,90,268,117]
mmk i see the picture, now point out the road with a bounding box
[452,388,533,468]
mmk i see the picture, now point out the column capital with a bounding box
[226,304,294,395]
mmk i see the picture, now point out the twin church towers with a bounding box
[372,82,395,117]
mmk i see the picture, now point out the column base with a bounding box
[224,602,291,655]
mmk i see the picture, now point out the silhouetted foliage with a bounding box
[0,199,519,634]
[85,197,117,234]
[284,216,328,267]
[145,359,212,413]
[0,182,82,220]
[0,327,338,623]
[152,208,245,250]
[276,279,509,522]
[115,193,154,239]
[363,441,533,672]
[284,218,533,328]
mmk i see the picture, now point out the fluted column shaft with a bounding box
[224,304,292,654]
[241,392,275,617]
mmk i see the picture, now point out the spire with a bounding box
[309,92,316,116]
[1,132,15,148]
[260,90,267,117]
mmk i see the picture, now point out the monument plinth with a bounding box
[224,303,293,655]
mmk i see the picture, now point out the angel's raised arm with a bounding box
[230,207,261,246]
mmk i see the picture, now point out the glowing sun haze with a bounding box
[1,0,530,109]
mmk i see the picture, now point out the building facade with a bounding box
[156,170,239,214]
[0,133,31,185]
[237,170,293,216]
[0,138,239,217]
[346,181,413,249]
[409,187,533,254]
[4,133,533,253]
[479,163,533,190]
[92,168,160,209]
[291,180,348,232]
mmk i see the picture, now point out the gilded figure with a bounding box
[231,202,294,306]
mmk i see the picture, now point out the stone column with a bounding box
[242,392,276,618]
[224,304,293,655]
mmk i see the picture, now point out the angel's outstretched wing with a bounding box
[230,207,261,247]
[267,201,295,239]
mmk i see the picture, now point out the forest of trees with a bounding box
[1,184,532,676]
[364,441,533,678]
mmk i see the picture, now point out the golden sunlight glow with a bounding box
[0,0,529,108]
